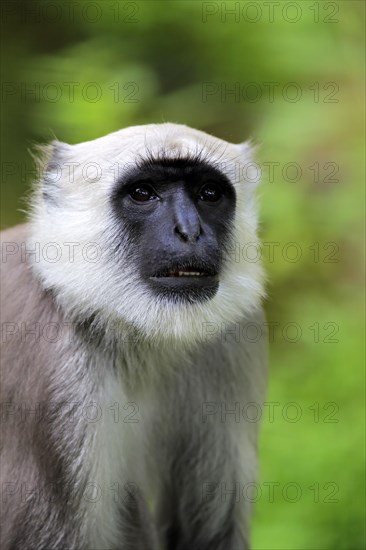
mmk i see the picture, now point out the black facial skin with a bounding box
[112,156,236,303]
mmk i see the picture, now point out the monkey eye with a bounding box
[198,183,223,202]
[129,184,157,202]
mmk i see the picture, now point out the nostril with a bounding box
[174,226,188,241]
[174,225,201,243]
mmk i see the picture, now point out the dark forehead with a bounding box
[120,156,232,186]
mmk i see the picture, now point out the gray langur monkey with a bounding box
[0,123,267,550]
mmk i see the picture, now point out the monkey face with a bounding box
[111,157,236,304]
[29,123,264,344]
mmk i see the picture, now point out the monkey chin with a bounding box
[147,274,220,305]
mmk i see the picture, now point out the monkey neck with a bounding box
[53,305,188,390]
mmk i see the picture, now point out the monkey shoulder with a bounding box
[0,224,64,398]
[1,224,57,322]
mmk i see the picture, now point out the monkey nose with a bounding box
[172,196,202,243]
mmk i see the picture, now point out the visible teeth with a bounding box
[163,270,210,277]
[178,271,203,276]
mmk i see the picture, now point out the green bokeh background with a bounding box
[1,1,365,548]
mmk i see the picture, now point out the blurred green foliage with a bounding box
[1,1,365,548]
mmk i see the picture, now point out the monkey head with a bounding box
[29,123,264,345]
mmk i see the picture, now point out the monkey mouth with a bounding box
[148,260,219,302]
[152,262,218,278]
[172,271,206,276]
[159,269,211,277]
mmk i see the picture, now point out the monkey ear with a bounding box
[31,140,73,202]
[236,140,261,187]
[32,139,72,177]
[237,140,258,161]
